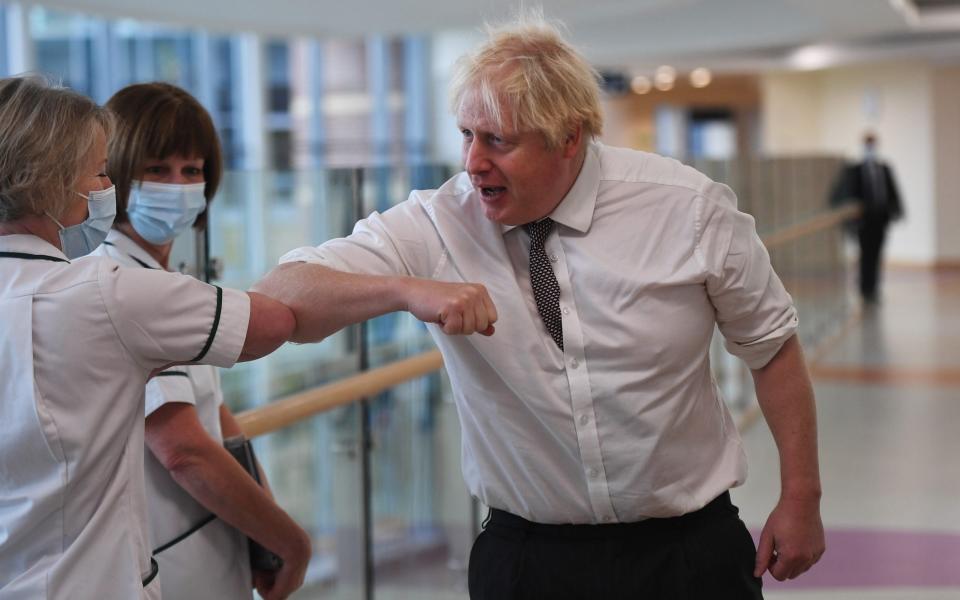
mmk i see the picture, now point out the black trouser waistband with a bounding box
[486,491,733,541]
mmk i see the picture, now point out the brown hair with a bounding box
[105,82,222,231]
[449,10,603,149]
[0,75,113,222]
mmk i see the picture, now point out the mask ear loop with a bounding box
[77,177,113,200]
[48,187,98,229]
[45,211,67,231]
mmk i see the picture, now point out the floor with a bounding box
[733,267,960,600]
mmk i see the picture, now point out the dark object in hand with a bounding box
[224,435,284,572]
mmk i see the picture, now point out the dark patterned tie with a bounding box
[524,219,563,351]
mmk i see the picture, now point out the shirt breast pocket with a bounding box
[429,249,467,283]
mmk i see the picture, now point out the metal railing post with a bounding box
[352,168,375,600]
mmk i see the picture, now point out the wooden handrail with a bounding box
[761,204,860,249]
[237,204,861,438]
[237,350,443,438]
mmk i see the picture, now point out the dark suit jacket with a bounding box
[830,160,904,223]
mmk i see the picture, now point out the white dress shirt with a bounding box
[282,143,797,524]
[92,230,252,599]
[0,233,248,599]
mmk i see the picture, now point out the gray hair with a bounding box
[449,10,604,148]
[0,75,113,222]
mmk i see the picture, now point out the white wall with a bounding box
[761,72,822,154]
[761,63,938,264]
[932,66,960,263]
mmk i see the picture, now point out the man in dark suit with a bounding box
[831,132,904,304]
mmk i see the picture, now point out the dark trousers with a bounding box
[468,492,762,600]
[858,217,889,301]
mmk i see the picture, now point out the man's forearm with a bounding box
[250,262,408,343]
[751,334,822,499]
[251,261,498,341]
[750,334,825,580]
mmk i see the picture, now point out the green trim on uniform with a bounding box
[190,285,223,363]
[130,255,157,270]
[0,251,69,263]
[142,558,159,587]
[152,514,216,556]
[155,371,189,378]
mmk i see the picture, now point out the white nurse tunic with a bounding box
[93,230,252,599]
[0,234,249,600]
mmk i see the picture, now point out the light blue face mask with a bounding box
[127,181,207,245]
[47,185,117,259]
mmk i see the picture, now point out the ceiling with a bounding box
[27,0,960,71]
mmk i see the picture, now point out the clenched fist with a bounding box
[402,279,498,336]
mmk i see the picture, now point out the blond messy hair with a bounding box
[449,10,603,149]
[0,75,113,222]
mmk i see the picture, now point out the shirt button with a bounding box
[588,467,599,478]
[550,254,559,262]
[578,414,589,425]
[562,307,570,315]
[602,515,613,523]
[570,358,579,369]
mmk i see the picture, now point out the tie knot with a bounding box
[524,218,554,245]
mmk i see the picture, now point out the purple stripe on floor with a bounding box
[749,528,960,589]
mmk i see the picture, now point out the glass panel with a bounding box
[359,166,473,600]
[202,167,366,598]
[369,371,472,600]
[0,7,8,76]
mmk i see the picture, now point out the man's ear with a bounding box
[562,124,583,159]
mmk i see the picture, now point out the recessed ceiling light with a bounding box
[631,75,652,95]
[690,67,712,88]
[654,65,676,91]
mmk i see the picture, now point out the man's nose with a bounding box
[464,141,490,174]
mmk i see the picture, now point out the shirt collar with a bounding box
[0,233,69,260]
[500,142,601,235]
[105,229,164,269]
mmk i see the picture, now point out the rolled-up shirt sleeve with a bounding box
[697,185,798,369]
[99,262,250,370]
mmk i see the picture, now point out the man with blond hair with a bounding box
[260,14,824,599]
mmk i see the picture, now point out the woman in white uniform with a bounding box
[94,82,310,600]
[0,77,297,599]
